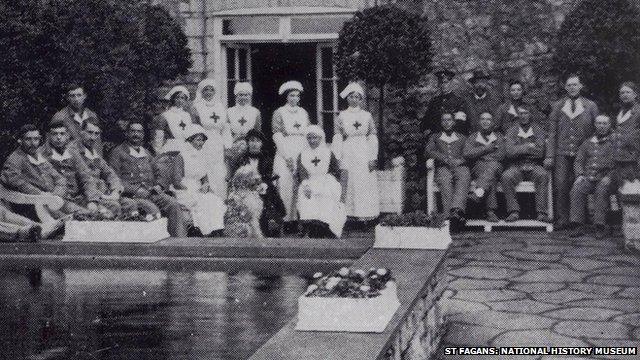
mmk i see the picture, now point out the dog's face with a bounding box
[230,170,263,190]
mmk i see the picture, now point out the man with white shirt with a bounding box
[51,84,100,142]
[546,74,599,230]
[463,112,504,222]
[502,106,550,222]
[425,113,470,231]
[108,120,187,237]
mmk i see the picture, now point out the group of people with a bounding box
[425,69,639,237]
[0,78,381,242]
[0,67,636,242]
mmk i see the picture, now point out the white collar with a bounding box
[617,108,633,124]
[474,92,487,100]
[73,109,89,124]
[561,98,585,119]
[439,132,459,143]
[590,135,609,143]
[27,153,46,165]
[507,104,518,117]
[83,147,100,160]
[50,147,71,161]
[128,146,148,158]
[475,132,497,145]
[283,104,300,113]
[517,126,534,139]
[346,106,362,112]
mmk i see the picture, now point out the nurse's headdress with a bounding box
[278,80,304,96]
[339,83,365,99]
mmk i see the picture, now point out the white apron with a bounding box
[228,105,260,141]
[272,105,309,221]
[334,108,380,219]
[162,107,196,152]
[175,146,226,234]
[195,101,231,198]
[297,146,346,237]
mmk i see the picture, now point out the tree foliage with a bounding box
[0,0,191,157]
[553,0,640,110]
[335,5,432,89]
[335,5,432,165]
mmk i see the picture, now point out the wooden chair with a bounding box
[426,159,553,232]
[0,183,64,223]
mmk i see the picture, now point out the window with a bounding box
[226,46,252,105]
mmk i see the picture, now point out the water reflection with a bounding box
[0,264,327,360]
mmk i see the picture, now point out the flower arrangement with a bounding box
[379,210,446,228]
[304,267,394,298]
[229,170,265,192]
[73,210,161,222]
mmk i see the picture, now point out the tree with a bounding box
[553,0,640,111]
[0,0,191,159]
[335,5,432,165]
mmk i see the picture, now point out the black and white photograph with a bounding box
[0,0,639,359]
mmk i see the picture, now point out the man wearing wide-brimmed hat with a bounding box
[464,69,501,133]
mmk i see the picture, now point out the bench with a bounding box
[426,159,553,232]
[0,183,64,223]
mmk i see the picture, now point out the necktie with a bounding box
[571,99,576,113]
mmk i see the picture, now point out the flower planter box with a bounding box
[619,193,640,250]
[373,223,451,250]
[295,282,400,333]
[62,218,170,243]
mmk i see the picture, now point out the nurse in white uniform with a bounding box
[152,85,197,154]
[228,82,262,141]
[175,126,226,236]
[192,79,231,197]
[297,125,347,238]
[332,83,380,225]
[272,80,310,225]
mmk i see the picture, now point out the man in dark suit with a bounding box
[465,70,501,133]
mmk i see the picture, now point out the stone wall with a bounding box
[383,257,448,360]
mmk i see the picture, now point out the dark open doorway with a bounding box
[251,43,317,141]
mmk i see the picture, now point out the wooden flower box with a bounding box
[619,192,640,250]
[295,282,400,333]
[373,222,451,250]
[62,218,170,243]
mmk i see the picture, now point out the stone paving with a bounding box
[439,232,640,360]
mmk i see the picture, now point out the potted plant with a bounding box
[374,211,450,249]
[618,180,640,251]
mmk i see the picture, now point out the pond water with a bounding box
[0,264,331,360]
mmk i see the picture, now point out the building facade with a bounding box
[152,0,587,135]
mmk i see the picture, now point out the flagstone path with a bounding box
[439,232,640,359]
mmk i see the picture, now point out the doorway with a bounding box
[251,43,318,140]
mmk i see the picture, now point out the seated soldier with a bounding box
[463,112,504,222]
[0,202,64,242]
[73,117,160,218]
[568,115,615,238]
[501,106,550,222]
[108,120,187,237]
[426,113,471,231]
[1,124,84,218]
[41,121,109,216]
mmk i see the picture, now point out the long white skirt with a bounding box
[204,132,228,199]
[297,174,346,237]
[273,135,306,222]
[176,188,226,235]
[342,136,380,219]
